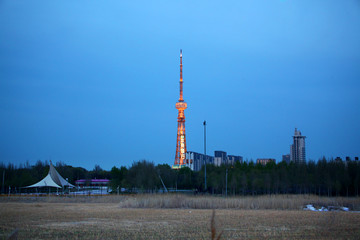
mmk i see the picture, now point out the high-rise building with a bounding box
[173,50,188,169]
[290,128,306,164]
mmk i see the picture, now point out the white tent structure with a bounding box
[24,161,75,189]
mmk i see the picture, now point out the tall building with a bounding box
[290,128,306,164]
[173,50,188,169]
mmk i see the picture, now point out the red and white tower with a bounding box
[173,49,187,168]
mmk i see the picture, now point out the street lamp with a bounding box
[225,167,228,198]
[203,120,207,191]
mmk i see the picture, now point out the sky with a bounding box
[1,0,360,170]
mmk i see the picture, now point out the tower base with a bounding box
[171,164,187,170]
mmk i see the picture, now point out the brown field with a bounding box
[1,195,360,239]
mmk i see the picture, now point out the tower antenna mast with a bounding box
[173,49,188,169]
[179,49,183,102]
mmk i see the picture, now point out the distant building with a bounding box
[228,155,243,165]
[214,151,227,166]
[186,151,214,171]
[282,154,290,164]
[75,179,110,195]
[344,156,359,161]
[331,156,359,168]
[290,128,306,164]
[75,179,110,187]
[256,158,275,166]
[186,150,242,171]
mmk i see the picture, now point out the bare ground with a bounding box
[0,198,360,239]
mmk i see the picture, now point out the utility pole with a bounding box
[2,170,4,194]
[225,167,228,198]
[204,120,207,191]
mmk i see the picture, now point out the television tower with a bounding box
[174,49,187,168]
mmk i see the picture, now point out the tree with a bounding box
[126,160,159,192]
[156,164,176,190]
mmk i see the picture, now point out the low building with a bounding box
[282,154,290,164]
[345,156,359,161]
[256,158,275,166]
[186,150,242,170]
[335,157,343,162]
[75,179,110,187]
[75,179,110,195]
[228,155,243,165]
[214,151,227,166]
[186,151,214,171]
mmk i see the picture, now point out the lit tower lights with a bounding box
[173,49,188,169]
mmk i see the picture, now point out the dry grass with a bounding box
[0,195,128,204]
[2,194,360,210]
[117,194,360,210]
[0,200,360,239]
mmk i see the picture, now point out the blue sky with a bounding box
[1,0,360,170]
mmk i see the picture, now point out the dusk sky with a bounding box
[1,1,360,170]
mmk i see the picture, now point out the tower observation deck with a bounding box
[173,49,188,169]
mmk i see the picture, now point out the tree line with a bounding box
[1,158,360,196]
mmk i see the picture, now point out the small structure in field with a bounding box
[74,179,110,195]
[23,161,74,192]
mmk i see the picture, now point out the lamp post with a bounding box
[203,120,207,192]
[225,167,228,198]
[2,170,4,194]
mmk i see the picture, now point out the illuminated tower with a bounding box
[174,49,187,168]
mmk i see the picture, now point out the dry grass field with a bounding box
[1,195,360,239]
